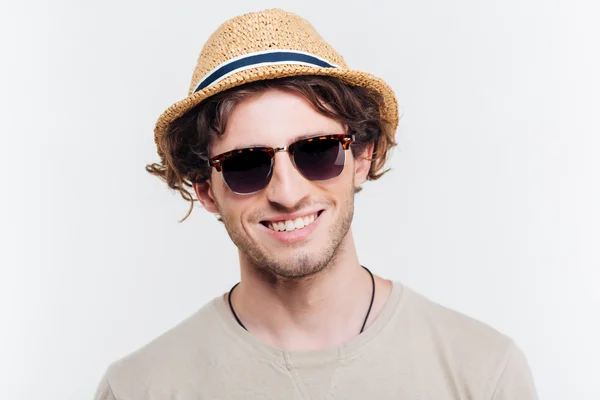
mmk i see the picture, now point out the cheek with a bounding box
[217,192,259,229]
[336,156,357,187]
[313,172,354,204]
[212,170,231,194]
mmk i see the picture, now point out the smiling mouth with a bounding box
[260,210,324,232]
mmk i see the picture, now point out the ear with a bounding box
[193,181,220,214]
[354,142,375,186]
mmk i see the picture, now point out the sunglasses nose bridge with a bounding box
[272,145,289,154]
[271,145,294,166]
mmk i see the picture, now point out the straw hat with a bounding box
[153,8,399,158]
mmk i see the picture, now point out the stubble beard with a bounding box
[218,186,355,280]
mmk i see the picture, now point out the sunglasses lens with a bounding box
[293,138,345,181]
[221,150,273,194]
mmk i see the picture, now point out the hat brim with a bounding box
[153,64,399,157]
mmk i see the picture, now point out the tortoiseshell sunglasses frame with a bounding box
[207,134,355,172]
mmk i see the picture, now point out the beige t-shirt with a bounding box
[94,283,537,399]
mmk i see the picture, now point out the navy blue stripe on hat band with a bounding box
[193,50,339,93]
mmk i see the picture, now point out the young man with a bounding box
[95,8,537,399]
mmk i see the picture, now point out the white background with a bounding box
[1,0,598,398]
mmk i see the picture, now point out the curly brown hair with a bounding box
[146,75,397,221]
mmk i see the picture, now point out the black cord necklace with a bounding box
[228,265,376,334]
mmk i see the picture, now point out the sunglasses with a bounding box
[208,134,355,194]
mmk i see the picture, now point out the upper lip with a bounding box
[260,209,323,223]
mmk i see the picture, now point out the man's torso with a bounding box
[94,283,536,399]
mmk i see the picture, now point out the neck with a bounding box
[229,231,386,351]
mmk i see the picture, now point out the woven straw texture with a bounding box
[153,8,399,157]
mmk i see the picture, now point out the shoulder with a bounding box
[95,297,226,399]
[396,285,536,398]
[400,285,514,353]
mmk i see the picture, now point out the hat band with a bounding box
[193,50,340,93]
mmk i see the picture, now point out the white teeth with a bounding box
[265,212,319,232]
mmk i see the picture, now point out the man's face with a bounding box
[195,89,370,279]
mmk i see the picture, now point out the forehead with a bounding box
[210,89,344,155]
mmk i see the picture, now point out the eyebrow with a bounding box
[230,130,339,151]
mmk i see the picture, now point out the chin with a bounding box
[254,249,333,279]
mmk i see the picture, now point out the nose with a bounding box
[264,151,311,209]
